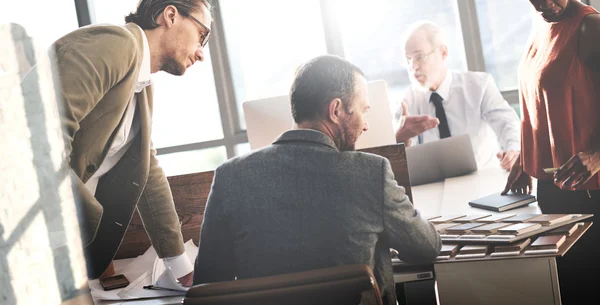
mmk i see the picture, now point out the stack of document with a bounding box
[90,239,198,304]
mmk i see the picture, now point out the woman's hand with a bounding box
[502,159,532,195]
[555,150,600,190]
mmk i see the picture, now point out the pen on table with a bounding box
[143,285,186,292]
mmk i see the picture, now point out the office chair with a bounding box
[183,264,383,305]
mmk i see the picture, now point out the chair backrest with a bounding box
[115,171,214,259]
[358,143,412,202]
[183,264,383,305]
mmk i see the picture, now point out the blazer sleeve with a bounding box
[381,158,442,263]
[28,26,141,246]
[136,145,186,259]
[193,165,236,285]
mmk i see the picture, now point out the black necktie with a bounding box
[430,92,451,139]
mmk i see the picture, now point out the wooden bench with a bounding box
[115,143,411,259]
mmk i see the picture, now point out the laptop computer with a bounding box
[243,80,396,151]
[405,134,478,186]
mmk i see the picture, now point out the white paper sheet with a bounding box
[90,239,199,303]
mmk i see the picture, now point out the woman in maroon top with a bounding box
[504,0,600,303]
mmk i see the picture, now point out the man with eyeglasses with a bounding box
[20,0,212,285]
[394,20,521,171]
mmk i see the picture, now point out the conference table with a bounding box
[395,167,581,305]
[411,166,540,218]
[102,167,582,305]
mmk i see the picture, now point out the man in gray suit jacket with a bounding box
[193,55,442,305]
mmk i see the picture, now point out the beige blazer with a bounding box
[42,23,184,278]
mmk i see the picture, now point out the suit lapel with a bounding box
[124,22,151,187]
[136,87,151,187]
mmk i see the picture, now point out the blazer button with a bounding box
[86,164,97,172]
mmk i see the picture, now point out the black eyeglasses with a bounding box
[187,15,211,47]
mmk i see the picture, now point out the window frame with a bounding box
[75,0,591,164]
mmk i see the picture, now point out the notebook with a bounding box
[430,215,466,224]
[434,223,460,233]
[445,222,487,234]
[468,193,536,212]
[458,245,488,254]
[502,214,544,223]
[545,223,579,237]
[524,235,568,255]
[494,238,532,252]
[528,214,572,226]
[478,213,517,223]
[530,235,567,250]
[453,214,492,223]
[470,222,513,234]
[437,244,460,259]
[497,223,542,235]
[455,245,489,259]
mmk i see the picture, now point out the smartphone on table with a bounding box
[99,274,130,291]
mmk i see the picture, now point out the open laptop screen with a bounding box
[405,134,478,186]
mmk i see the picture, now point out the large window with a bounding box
[475,0,534,91]
[219,0,328,129]
[331,0,467,101]
[68,0,558,175]
[151,56,223,148]
[88,0,137,25]
[0,0,79,80]
[0,0,79,48]
[153,146,227,176]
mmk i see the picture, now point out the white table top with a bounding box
[411,167,541,218]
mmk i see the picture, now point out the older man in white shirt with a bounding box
[394,20,521,170]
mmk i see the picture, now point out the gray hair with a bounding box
[290,55,365,124]
[403,20,447,49]
[125,0,212,29]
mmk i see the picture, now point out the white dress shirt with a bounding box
[395,70,521,168]
[83,23,192,279]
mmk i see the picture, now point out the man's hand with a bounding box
[496,150,520,171]
[555,150,600,190]
[395,101,439,145]
[178,271,194,287]
[502,159,532,195]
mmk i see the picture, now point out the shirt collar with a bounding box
[273,129,338,150]
[133,23,152,93]
[429,70,452,101]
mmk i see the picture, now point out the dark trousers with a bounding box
[537,180,600,305]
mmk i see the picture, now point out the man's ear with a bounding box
[440,45,449,61]
[328,98,344,124]
[160,5,178,28]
